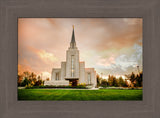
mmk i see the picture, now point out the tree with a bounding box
[108,75,118,87]
[139,71,143,87]
[17,74,23,86]
[130,72,136,83]
[118,76,125,87]
[96,74,102,86]
[112,77,118,87]
[135,71,143,87]
[21,77,30,86]
[32,73,37,83]
[37,75,41,80]
[28,72,37,83]
[127,72,136,87]
[125,72,143,87]
[23,71,30,79]
[108,75,113,86]
[101,79,108,87]
[34,80,43,86]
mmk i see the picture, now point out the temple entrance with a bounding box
[69,79,78,86]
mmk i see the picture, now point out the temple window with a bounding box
[88,73,91,84]
[56,72,59,80]
[71,55,74,77]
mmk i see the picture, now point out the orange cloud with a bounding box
[18,64,32,74]
[97,55,115,67]
[18,18,142,76]
[37,50,57,64]
[27,46,57,63]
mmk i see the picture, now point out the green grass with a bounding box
[18,89,142,100]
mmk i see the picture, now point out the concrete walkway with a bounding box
[18,87,25,89]
[42,88,99,90]
[18,87,99,90]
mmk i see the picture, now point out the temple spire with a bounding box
[71,25,75,43]
[70,25,76,48]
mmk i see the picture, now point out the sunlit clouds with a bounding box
[18,18,142,79]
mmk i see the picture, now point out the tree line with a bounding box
[97,71,143,88]
[17,71,49,87]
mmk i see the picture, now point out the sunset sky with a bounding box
[18,18,142,79]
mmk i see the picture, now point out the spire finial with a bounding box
[73,25,74,29]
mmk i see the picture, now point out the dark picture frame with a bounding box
[0,0,160,118]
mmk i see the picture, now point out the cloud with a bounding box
[37,50,57,64]
[18,64,32,74]
[18,18,143,77]
[97,55,115,67]
[18,46,58,74]
[41,71,51,80]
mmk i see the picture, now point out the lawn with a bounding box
[18,89,142,100]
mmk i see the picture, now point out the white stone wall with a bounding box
[51,68,61,81]
[66,49,80,78]
[85,68,97,87]
[61,62,66,80]
[44,80,69,86]
[46,67,69,86]
[79,62,85,84]
[46,38,97,87]
[49,62,97,87]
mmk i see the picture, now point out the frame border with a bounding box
[0,0,160,118]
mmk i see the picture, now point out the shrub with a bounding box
[25,85,87,89]
[25,83,33,89]
[34,80,43,86]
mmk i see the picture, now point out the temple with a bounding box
[44,26,97,87]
